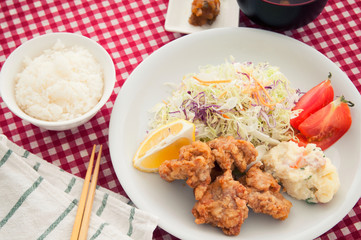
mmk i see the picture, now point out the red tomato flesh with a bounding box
[297,96,352,150]
[291,79,334,129]
[292,133,308,148]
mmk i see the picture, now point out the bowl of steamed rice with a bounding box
[0,32,115,131]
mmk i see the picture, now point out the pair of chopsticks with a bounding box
[71,145,103,240]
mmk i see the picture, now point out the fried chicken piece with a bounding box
[189,0,220,26]
[208,136,258,172]
[210,162,223,182]
[192,170,249,236]
[159,141,215,200]
[242,163,292,220]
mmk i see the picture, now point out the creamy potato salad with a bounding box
[261,141,340,203]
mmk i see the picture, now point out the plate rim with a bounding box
[109,27,361,240]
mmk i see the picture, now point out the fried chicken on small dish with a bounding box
[192,170,249,236]
[241,163,292,220]
[159,141,215,200]
[208,136,258,172]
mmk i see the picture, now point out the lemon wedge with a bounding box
[133,119,196,172]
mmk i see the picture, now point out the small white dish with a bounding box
[0,32,115,131]
[165,0,240,34]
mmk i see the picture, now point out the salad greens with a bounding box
[149,57,300,149]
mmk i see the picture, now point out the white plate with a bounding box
[165,0,240,34]
[109,27,361,240]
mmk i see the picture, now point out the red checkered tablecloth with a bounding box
[0,1,360,239]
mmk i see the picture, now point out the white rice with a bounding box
[15,40,104,122]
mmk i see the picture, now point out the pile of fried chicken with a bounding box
[159,136,292,236]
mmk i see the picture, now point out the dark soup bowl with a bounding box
[237,0,328,30]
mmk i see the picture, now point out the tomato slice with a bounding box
[292,133,308,148]
[290,79,334,129]
[297,96,352,150]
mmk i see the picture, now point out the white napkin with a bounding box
[0,134,158,240]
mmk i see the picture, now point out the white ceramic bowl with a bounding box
[0,32,115,131]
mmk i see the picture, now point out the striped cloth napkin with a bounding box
[0,134,158,240]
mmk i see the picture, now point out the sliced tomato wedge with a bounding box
[292,133,308,148]
[291,79,334,129]
[297,96,352,150]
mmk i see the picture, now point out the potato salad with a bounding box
[261,141,340,203]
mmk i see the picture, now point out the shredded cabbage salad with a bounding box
[149,57,301,149]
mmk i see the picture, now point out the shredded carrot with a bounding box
[250,73,273,101]
[198,82,212,86]
[162,100,168,105]
[222,114,230,119]
[290,151,307,169]
[290,157,303,169]
[247,72,288,108]
[255,91,277,109]
[219,91,227,98]
[193,76,232,85]
[240,68,280,108]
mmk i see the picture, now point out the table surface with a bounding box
[1,1,360,239]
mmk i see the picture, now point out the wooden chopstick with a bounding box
[71,144,103,240]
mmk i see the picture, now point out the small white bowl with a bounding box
[0,32,115,131]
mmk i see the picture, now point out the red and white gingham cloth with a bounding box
[0,1,360,239]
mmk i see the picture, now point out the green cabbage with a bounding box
[149,58,300,149]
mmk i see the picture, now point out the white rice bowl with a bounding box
[15,40,104,122]
[0,32,115,131]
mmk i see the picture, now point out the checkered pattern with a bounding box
[0,0,360,239]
